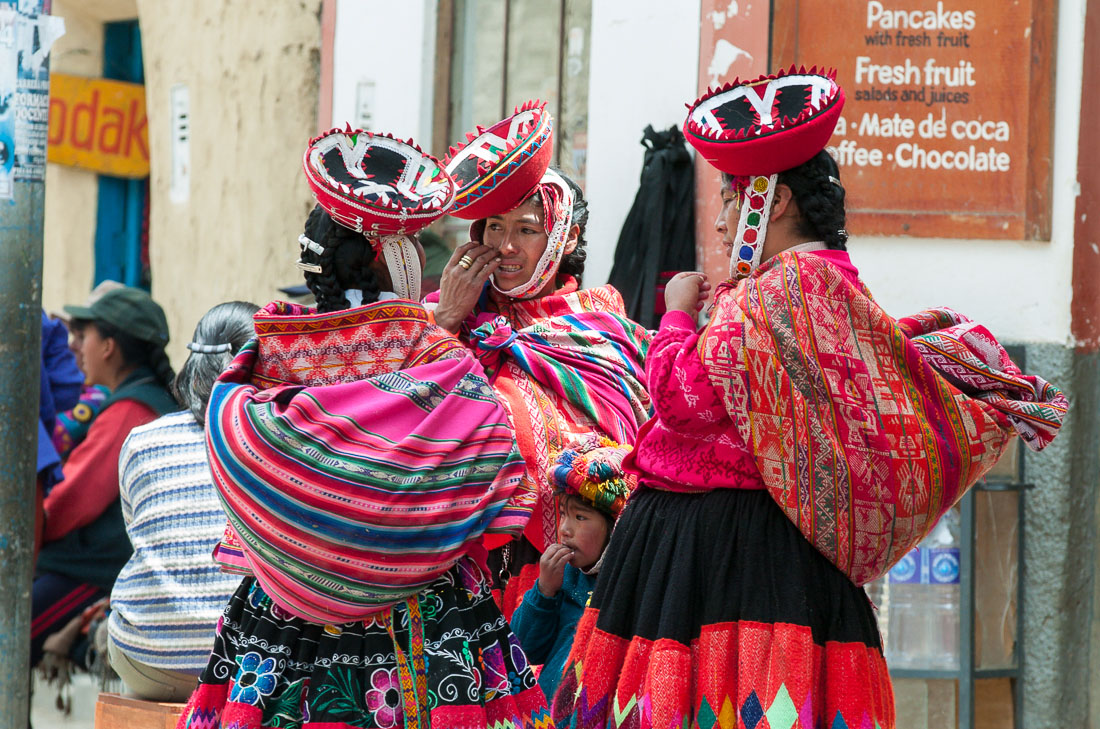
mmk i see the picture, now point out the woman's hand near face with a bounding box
[433,241,502,333]
[664,272,711,316]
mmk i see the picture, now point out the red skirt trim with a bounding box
[553,609,895,729]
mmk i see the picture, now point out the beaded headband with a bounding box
[187,342,233,354]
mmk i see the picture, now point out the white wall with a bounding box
[583,0,702,288]
[327,1,1085,347]
[848,0,1087,346]
[332,0,435,146]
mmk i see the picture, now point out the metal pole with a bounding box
[959,490,976,729]
[0,0,54,721]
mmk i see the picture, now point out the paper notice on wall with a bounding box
[0,1,65,199]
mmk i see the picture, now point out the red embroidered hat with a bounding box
[684,66,844,176]
[443,100,554,221]
[303,126,455,236]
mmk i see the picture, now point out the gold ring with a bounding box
[457,255,474,270]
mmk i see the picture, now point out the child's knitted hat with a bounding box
[547,434,637,518]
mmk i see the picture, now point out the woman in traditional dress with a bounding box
[178,130,551,729]
[428,102,652,597]
[551,68,1069,727]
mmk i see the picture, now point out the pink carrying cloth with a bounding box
[207,300,527,623]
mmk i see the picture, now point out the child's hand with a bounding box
[537,543,573,597]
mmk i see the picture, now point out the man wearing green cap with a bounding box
[32,287,179,670]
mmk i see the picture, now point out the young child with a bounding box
[510,436,634,702]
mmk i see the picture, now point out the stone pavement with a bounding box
[31,673,97,729]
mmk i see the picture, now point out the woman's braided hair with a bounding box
[300,204,384,313]
[174,301,259,425]
[777,150,848,250]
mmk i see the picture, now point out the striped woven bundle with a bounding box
[471,309,651,446]
[206,302,526,624]
[702,252,1068,585]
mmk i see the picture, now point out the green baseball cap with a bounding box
[63,287,170,347]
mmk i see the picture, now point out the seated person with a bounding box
[51,281,124,460]
[510,436,633,702]
[32,288,178,669]
[35,311,83,556]
[107,301,258,702]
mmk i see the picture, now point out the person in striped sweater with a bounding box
[107,301,258,701]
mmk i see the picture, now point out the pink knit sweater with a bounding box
[625,307,763,492]
[625,250,861,493]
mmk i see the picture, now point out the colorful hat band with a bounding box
[490,168,574,300]
[729,174,777,279]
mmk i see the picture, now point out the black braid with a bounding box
[301,205,385,313]
[552,167,589,284]
[147,348,177,392]
[777,150,848,250]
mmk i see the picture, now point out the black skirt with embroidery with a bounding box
[552,486,895,729]
[177,559,549,729]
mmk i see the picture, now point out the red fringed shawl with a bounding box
[701,253,1068,585]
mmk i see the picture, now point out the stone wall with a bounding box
[136,0,321,363]
[42,0,321,364]
[41,1,115,316]
[1021,346,1100,728]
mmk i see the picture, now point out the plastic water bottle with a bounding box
[885,508,961,669]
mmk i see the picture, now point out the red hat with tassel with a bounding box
[303,126,455,237]
[683,66,844,177]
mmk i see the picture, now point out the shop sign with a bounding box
[778,0,1049,239]
[47,73,149,178]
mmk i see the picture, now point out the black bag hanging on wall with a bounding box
[608,125,695,329]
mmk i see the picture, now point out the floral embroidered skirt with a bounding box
[551,486,895,729]
[178,558,551,729]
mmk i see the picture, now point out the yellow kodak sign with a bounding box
[47,74,149,178]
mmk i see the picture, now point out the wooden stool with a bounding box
[94,693,185,729]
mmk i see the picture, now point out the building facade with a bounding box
[42,0,321,362]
